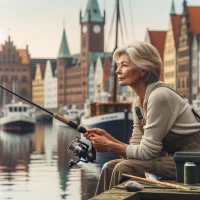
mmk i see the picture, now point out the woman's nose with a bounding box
[115,65,121,74]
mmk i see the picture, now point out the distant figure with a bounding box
[84,41,200,195]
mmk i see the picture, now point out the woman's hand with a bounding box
[83,128,110,141]
[90,133,111,152]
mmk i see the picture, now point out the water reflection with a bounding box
[0,123,100,200]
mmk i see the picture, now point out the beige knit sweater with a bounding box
[126,81,200,160]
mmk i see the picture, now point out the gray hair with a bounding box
[113,41,162,85]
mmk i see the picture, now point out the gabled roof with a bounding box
[170,0,176,15]
[171,14,181,47]
[40,64,46,79]
[148,30,167,59]
[17,49,30,64]
[188,6,200,34]
[31,58,56,79]
[57,28,70,58]
[81,0,104,23]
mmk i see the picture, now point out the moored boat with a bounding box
[81,99,133,164]
[0,101,36,133]
[53,104,84,127]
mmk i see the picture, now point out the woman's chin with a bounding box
[118,82,127,87]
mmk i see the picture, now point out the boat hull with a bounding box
[81,111,133,165]
[0,115,35,133]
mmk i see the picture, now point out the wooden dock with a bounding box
[90,180,200,200]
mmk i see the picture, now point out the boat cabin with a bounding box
[89,102,132,117]
[4,102,32,116]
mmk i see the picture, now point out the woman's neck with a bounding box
[131,82,147,102]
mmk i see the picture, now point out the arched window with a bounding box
[178,79,181,88]
[21,76,28,82]
[182,80,185,88]
[187,77,189,87]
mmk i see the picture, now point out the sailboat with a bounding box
[81,0,133,164]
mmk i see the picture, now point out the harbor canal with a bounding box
[0,122,101,200]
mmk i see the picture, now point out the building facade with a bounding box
[163,1,181,90]
[176,1,200,102]
[0,36,31,107]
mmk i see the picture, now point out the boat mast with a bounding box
[112,0,120,102]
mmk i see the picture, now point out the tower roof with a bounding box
[81,0,104,23]
[170,0,176,15]
[187,6,200,34]
[171,14,181,47]
[58,28,70,59]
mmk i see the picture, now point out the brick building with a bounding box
[57,0,106,108]
[0,36,31,107]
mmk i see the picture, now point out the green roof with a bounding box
[81,0,104,23]
[57,29,70,58]
[170,0,176,15]
[89,51,112,62]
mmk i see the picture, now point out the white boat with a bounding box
[53,105,84,127]
[0,101,36,133]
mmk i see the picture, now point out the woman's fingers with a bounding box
[86,128,98,133]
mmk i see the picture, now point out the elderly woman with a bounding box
[84,41,200,195]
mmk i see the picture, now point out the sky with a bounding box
[0,0,200,58]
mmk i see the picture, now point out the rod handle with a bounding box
[53,113,87,133]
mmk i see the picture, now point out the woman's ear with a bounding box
[141,70,147,77]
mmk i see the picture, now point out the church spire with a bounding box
[80,0,105,23]
[57,27,70,59]
[183,0,187,14]
[170,0,176,15]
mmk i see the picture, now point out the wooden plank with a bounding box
[89,188,140,200]
[90,180,200,200]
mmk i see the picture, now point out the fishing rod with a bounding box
[0,85,87,133]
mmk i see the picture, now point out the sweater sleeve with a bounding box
[129,100,143,145]
[126,88,178,160]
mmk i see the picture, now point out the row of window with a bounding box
[178,63,188,72]
[0,55,20,64]
[165,48,174,55]
[177,78,189,89]
[165,71,175,78]
[0,76,28,82]
[66,91,82,95]
[0,68,27,72]
[66,84,82,88]
[165,59,175,67]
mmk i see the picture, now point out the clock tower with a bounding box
[79,0,105,103]
[80,0,105,54]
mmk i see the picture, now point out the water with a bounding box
[0,122,101,200]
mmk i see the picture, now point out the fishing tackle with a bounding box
[68,137,96,168]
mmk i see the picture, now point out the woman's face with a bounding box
[116,53,144,88]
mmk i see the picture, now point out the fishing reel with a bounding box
[68,137,96,168]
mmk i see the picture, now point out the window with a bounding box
[21,76,27,82]
[182,80,185,88]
